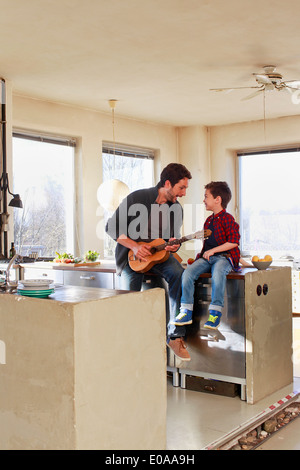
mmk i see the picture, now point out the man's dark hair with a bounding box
[205,181,232,209]
[159,163,192,187]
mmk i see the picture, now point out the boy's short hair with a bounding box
[159,163,192,188]
[205,181,232,209]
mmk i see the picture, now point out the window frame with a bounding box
[237,145,300,259]
[12,129,77,259]
[102,141,155,259]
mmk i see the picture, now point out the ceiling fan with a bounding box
[210,65,300,100]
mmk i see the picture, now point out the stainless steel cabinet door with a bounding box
[64,270,114,289]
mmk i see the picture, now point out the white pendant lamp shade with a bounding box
[97,178,129,213]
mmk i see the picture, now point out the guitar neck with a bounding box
[156,232,200,252]
[168,234,197,245]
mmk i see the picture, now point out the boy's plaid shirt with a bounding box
[198,209,240,270]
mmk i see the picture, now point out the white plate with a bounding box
[20,279,54,287]
[18,284,54,291]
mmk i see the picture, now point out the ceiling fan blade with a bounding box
[241,88,264,101]
[209,87,234,92]
[210,86,261,92]
[284,80,300,89]
[253,73,272,84]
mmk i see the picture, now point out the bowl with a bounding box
[252,260,272,270]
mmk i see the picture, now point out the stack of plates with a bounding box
[17,279,55,298]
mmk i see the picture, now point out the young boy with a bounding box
[173,181,240,330]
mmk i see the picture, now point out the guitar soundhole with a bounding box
[150,247,157,254]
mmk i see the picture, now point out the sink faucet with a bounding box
[4,253,22,290]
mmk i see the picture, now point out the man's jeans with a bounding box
[120,254,185,338]
[181,255,232,312]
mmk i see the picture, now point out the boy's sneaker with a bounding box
[167,337,191,361]
[204,310,222,329]
[171,308,193,326]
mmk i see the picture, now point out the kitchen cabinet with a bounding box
[168,266,293,404]
[63,270,114,289]
[22,265,64,284]
[21,262,116,289]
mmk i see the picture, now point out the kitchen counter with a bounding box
[20,259,117,272]
[20,260,300,315]
[0,286,166,450]
[18,260,290,276]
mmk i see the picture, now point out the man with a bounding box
[106,163,192,361]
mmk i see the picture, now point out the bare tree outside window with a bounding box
[102,146,154,258]
[239,150,300,259]
[12,135,75,258]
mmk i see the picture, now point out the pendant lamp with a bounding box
[97,100,129,213]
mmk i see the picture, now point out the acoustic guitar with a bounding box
[128,229,211,273]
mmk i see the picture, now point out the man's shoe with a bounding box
[171,308,193,326]
[204,310,222,329]
[167,337,191,361]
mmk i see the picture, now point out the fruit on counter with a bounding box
[187,258,195,265]
[84,250,99,262]
[251,254,273,262]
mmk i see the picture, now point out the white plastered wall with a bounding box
[11,94,177,257]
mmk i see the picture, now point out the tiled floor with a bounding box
[167,375,300,450]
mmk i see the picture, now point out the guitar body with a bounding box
[127,229,211,273]
[128,239,170,273]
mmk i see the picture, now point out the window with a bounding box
[102,141,154,257]
[238,148,300,259]
[12,132,76,258]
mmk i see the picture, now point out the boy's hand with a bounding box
[203,249,215,260]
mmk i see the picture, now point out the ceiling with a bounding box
[2,0,300,127]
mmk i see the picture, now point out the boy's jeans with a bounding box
[181,255,232,312]
[120,254,185,338]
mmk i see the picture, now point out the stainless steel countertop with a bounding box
[48,285,129,303]
[6,285,130,303]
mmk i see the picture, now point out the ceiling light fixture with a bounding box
[0,173,23,208]
[97,100,129,213]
